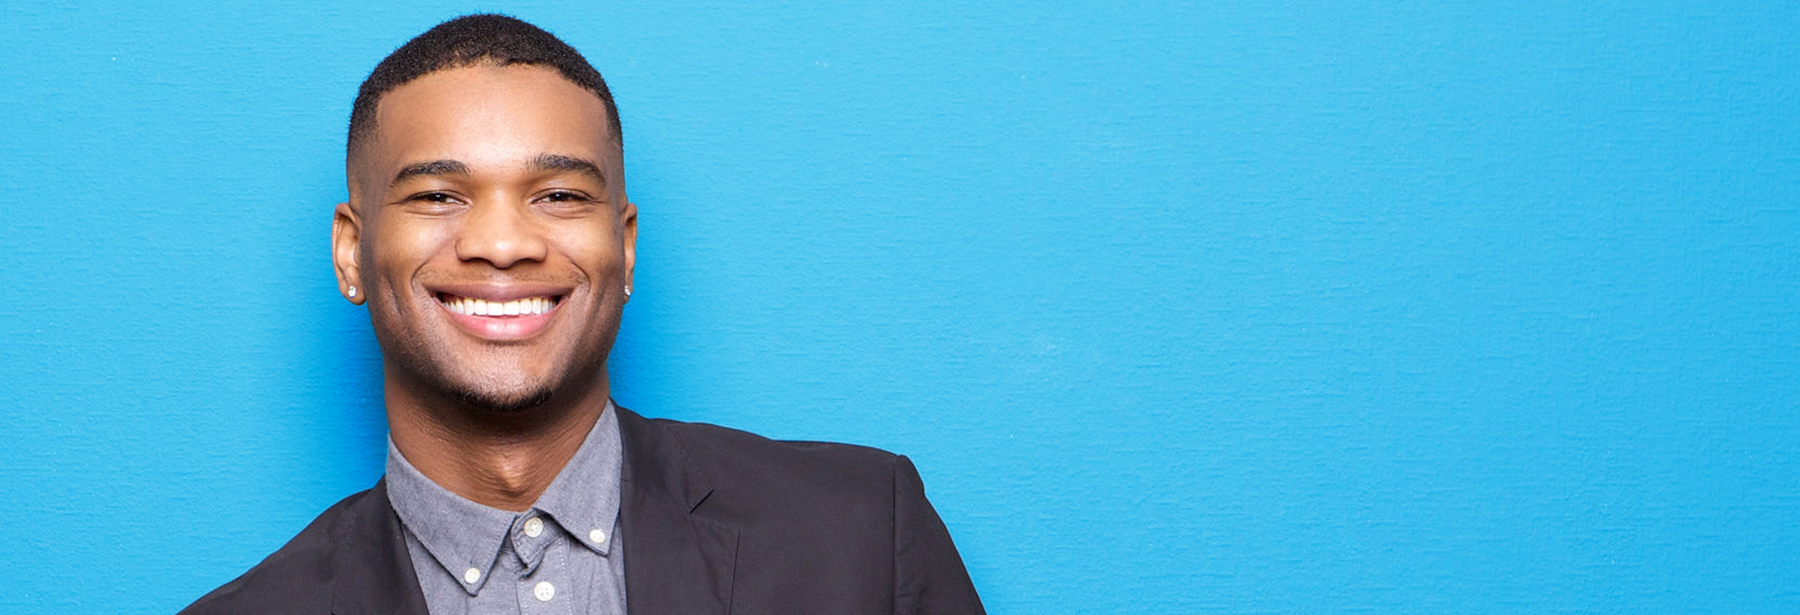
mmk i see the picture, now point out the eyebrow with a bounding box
[530,153,607,186]
[390,159,469,187]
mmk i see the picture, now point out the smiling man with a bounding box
[181,14,983,615]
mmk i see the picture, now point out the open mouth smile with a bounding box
[437,293,562,317]
[435,292,566,340]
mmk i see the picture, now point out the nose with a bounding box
[455,199,548,268]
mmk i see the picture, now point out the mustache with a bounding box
[414,270,585,287]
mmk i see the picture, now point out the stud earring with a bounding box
[347,286,358,298]
[624,285,632,298]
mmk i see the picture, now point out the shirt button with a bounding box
[524,517,544,538]
[534,581,556,602]
[463,567,481,584]
[589,528,607,544]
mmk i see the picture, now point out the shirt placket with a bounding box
[513,512,575,615]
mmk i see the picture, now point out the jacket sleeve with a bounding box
[892,455,986,615]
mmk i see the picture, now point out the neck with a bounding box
[384,368,611,512]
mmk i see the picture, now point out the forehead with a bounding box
[357,64,617,181]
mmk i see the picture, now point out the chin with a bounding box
[423,360,567,413]
[452,385,557,413]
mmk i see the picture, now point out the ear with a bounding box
[621,200,638,300]
[332,202,366,305]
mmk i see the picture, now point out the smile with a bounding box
[434,291,566,341]
[437,293,562,317]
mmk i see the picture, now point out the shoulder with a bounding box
[660,417,904,479]
[623,409,985,612]
[177,488,379,615]
[635,412,916,522]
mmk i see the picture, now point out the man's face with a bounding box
[335,64,636,411]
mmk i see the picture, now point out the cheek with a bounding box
[370,219,455,283]
[549,224,628,273]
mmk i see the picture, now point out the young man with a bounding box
[182,14,983,614]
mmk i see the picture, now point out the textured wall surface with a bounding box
[2,1,1796,613]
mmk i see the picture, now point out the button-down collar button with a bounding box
[534,581,556,602]
[463,567,481,584]
[589,528,607,544]
[524,516,544,538]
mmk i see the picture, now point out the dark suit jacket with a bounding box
[181,406,985,614]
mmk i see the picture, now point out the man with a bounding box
[182,14,983,614]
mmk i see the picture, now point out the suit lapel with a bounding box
[617,406,739,615]
[330,480,431,615]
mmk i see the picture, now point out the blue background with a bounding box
[2,1,1796,613]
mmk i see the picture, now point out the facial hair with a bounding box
[451,382,556,413]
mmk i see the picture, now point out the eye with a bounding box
[410,191,455,203]
[534,190,600,215]
[395,191,466,215]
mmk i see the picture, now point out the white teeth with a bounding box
[442,295,557,317]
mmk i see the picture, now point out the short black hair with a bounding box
[347,14,621,160]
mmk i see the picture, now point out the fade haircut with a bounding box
[347,14,622,162]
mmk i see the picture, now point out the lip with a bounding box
[428,283,574,341]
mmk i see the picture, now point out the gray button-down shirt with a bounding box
[386,402,627,615]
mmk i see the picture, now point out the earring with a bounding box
[348,286,358,298]
[624,285,632,298]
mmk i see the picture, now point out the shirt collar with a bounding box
[386,401,624,595]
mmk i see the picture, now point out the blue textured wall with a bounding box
[3,1,1796,613]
